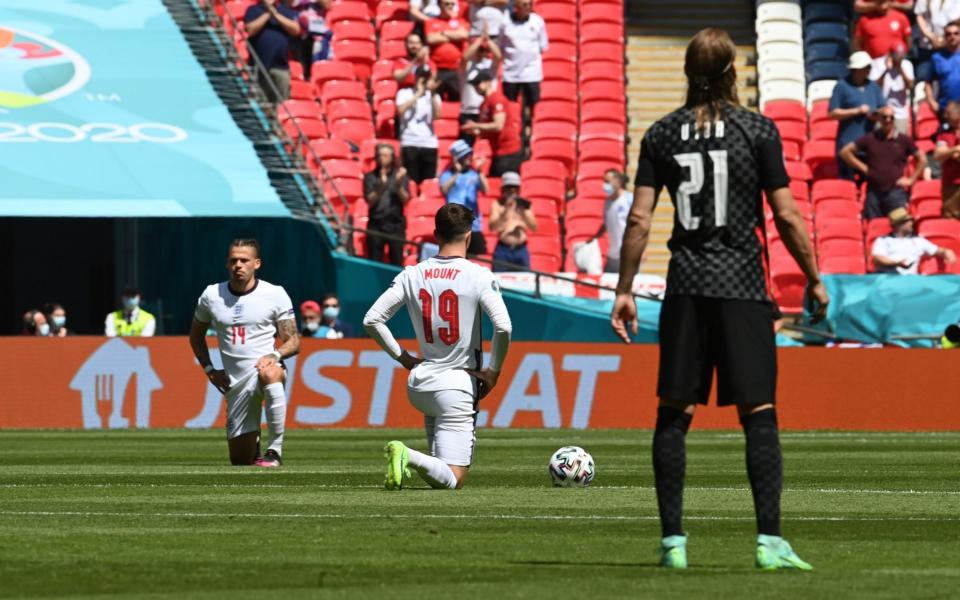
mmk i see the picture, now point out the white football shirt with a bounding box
[194,279,295,385]
[364,256,511,394]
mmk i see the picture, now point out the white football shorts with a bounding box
[225,371,264,440]
[408,388,477,467]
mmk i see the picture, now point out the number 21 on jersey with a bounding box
[419,288,460,345]
[674,150,728,230]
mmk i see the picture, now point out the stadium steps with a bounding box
[162,0,337,229]
[624,0,758,279]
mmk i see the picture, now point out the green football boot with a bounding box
[659,535,688,569]
[384,441,411,490]
[756,535,813,571]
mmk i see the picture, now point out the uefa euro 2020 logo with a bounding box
[0,26,90,110]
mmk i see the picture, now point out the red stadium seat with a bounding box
[763,100,806,124]
[532,121,577,142]
[332,39,376,80]
[358,138,400,171]
[407,194,445,218]
[439,101,461,121]
[546,22,577,44]
[310,60,357,93]
[521,159,565,181]
[279,99,321,120]
[579,42,625,66]
[814,198,860,219]
[536,3,577,24]
[819,254,866,274]
[818,237,864,259]
[789,180,810,203]
[329,118,376,144]
[782,140,802,162]
[533,139,577,176]
[326,99,373,121]
[542,41,577,63]
[288,60,305,81]
[579,22,619,43]
[290,79,316,100]
[543,60,577,83]
[915,103,940,139]
[580,81,625,104]
[418,178,442,200]
[533,100,578,126]
[809,119,838,141]
[911,179,941,203]
[327,2,369,27]
[371,59,395,83]
[379,39,407,60]
[809,100,830,125]
[372,79,399,105]
[375,101,396,137]
[579,121,624,142]
[333,20,376,43]
[812,178,858,203]
[580,100,627,127]
[776,120,807,146]
[913,197,943,223]
[283,117,327,141]
[522,178,565,213]
[579,3,623,25]
[376,1,409,27]
[567,196,606,218]
[322,79,367,102]
[308,138,353,162]
[579,62,624,86]
[918,219,960,274]
[380,19,414,41]
[803,140,837,180]
[540,81,578,102]
[815,217,862,241]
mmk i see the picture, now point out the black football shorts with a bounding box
[657,295,777,407]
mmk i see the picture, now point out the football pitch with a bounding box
[1,429,958,599]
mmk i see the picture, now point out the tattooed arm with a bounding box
[255,318,300,371]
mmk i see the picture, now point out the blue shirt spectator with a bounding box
[925,29,960,114]
[829,52,885,180]
[439,140,489,255]
[244,1,301,103]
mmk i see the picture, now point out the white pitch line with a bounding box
[0,510,956,522]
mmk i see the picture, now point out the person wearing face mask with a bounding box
[105,286,156,337]
[43,302,71,337]
[440,139,489,255]
[590,169,632,273]
[300,296,355,338]
[22,310,51,337]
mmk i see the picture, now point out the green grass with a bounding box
[1,429,959,599]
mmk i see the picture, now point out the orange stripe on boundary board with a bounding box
[3,338,959,430]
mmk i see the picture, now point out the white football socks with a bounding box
[406,448,458,489]
[263,382,286,455]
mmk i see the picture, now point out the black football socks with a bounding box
[741,408,783,537]
[652,406,693,538]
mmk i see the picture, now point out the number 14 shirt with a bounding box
[367,256,510,394]
[194,280,295,386]
[634,105,790,301]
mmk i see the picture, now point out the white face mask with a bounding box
[122,296,140,310]
[52,316,66,328]
[323,307,340,320]
[305,321,320,332]
[38,323,50,336]
[603,182,616,197]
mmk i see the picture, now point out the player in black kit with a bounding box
[611,28,829,570]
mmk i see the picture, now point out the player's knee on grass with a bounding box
[450,465,469,489]
[228,432,259,465]
[258,364,284,386]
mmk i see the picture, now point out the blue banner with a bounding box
[0,0,288,217]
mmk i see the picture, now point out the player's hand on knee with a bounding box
[464,368,500,399]
[611,293,638,344]
[805,282,830,324]
[255,354,278,372]
[207,369,230,394]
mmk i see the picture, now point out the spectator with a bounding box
[590,169,632,274]
[829,52,885,180]
[410,0,450,37]
[300,296,355,338]
[924,20,960,116]
[105,286,156,337]
[393,33,433,89]
[498,0,548,114]
[425,0,469,100]
[871,207,957,273]
[915,1,960,81]
[840,105,928,218]
[460,28,502,143]
[468,0,508,37]
[292,0,332,74]
[21,310,49,337]
[396,66,441,183]
[440,139,489,254]
[244,0,302,104]
[854,1,912,74]
[489,171,536,271]
[43,302,70,337]
[363,143,411,265]
[875,44,915,134]
[463,70,523,176]
[934,100,960,217]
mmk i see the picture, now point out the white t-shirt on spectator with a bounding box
[469,5,507,36]
[410,0,447,19]
[396,87,439,149]
[462,57,496,114]
[498,13,548,83]
[871,59,914,120]
[604,191,632,260]
[871,234,939,274]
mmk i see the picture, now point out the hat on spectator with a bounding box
[450,139,473,161]
[468,69,494,86]
[848,51,872,70]
[501,172,521,187]
[888,207,913,226]
[300,300,321,314]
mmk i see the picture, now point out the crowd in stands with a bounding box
[216,0,627,275]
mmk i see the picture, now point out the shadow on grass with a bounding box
[511,560,752,572]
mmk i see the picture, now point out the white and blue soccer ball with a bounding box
[548,446,595,487]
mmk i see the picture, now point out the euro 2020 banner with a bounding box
[0,0,286,217]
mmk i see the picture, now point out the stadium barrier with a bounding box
[4,338,959,431]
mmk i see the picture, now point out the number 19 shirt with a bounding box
[364,256,511,394]
[194,280,295,386]
[634,105,790,301]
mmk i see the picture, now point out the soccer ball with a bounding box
[548,446,595,487]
